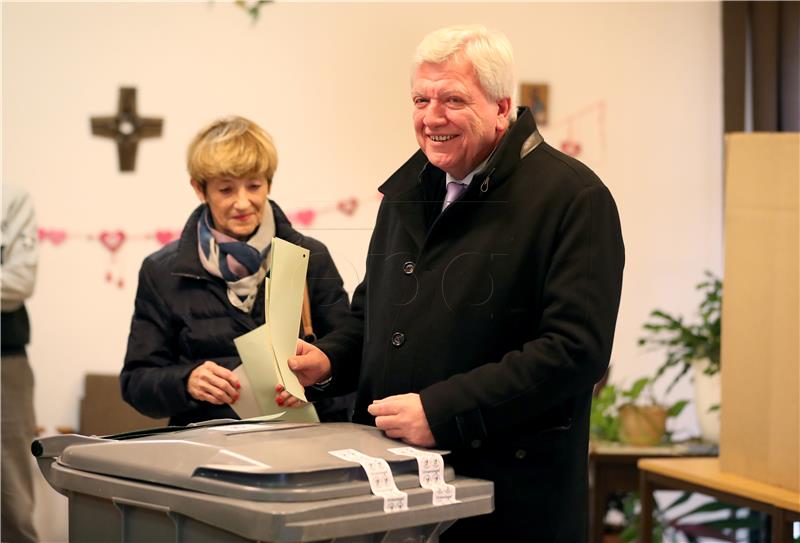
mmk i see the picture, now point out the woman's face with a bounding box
[191,177,270,240]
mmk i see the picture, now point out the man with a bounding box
[1,183,40,543]
[280,25,624,541]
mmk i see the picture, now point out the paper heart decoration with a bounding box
[337,198,358,216]
[49,229,67,245]
[155,229,180,246]
[38,229,67,245]
[99,230,127,253]
[560,140,582,157]
[290,209,316,227]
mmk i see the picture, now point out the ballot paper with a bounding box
[233,238,319,423]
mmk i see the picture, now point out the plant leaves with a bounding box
[667,399,689,417]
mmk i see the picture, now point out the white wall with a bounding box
[3,2,722,540]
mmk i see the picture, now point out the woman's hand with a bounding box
[187,361,240,405]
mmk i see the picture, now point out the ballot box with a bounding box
[32,421,494,542]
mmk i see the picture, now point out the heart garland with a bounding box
[288,209,317,227]
[98,230,127,288]
[337,198,358,216]
[155,229,181,246]
[99,230,126,253]
[35,193,400,288]
[37,228,68,245]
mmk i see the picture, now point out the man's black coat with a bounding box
[316,108,625,541]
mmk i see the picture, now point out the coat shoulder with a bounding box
[139,240,180,278]
[528,142,609,196]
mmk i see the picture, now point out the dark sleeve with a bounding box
[313,277,367,397]
[120,259,201,418]
[420,184,625,449]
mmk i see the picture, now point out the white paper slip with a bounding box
[329,449,408,513]
[268,238,310,402]
[230,365,264,420]
[233,237,318,422]
[388,447,458,506]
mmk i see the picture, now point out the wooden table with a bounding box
[589,441,716,543]
[638,458,800,543]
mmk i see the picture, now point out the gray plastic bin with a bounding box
[33,421,493,542]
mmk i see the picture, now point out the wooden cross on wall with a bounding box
[91,87,163,172]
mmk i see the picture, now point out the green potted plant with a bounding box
[591,376,688,446]
[638,271,722,442]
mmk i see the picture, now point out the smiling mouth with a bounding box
[428,134,456,142]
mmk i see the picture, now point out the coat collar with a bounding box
[378,106,540,198]
[172,200,299,278]
[375,107,541,250]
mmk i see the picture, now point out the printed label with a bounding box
[329,449,409,513]
[388,447,458,506]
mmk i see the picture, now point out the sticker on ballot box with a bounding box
[329,449,408,512]
[388,447,458,506]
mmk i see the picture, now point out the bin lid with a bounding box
[57,421,452,502]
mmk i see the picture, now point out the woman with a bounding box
[121,116,353,426]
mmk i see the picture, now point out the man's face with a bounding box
[412,58,511,180]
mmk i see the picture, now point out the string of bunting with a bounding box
[36,195,372,288]
[37,195,369,250]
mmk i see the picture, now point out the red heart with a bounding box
[560,140,582,157]
[290,209,316,227]
[155,229,179,246]
[48,229,67,245]
[99,230,126,253]
[337,198,358,216]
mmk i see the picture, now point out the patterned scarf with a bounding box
[197,203,275,312]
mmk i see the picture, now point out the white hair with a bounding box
[413,25,517,122]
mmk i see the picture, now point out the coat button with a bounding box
[470,439,482,449]
[391,332,405,347]
[515,449,527,460]
[402,261,415,275]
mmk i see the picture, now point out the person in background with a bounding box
[1,183,40,543]
[121,116,353,425]
[279,25,625,541]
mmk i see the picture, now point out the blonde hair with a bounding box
[187,116,278,187]
[413,25,517,122]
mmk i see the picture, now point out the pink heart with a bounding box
[290,209,316,227]
[48,229,67,245]
[560,140,582,157]
[99,230,126,253]
[337,198,358,216]
[155,229,179,246]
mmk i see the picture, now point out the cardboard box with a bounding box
[80,374,167,435]
[720,133,799,493]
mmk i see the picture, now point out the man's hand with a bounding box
[275,339,332,407]
[187,361,240,405]
[367,393,435,447]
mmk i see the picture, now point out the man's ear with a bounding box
[190,179,206,202]
[496,97,512,132]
